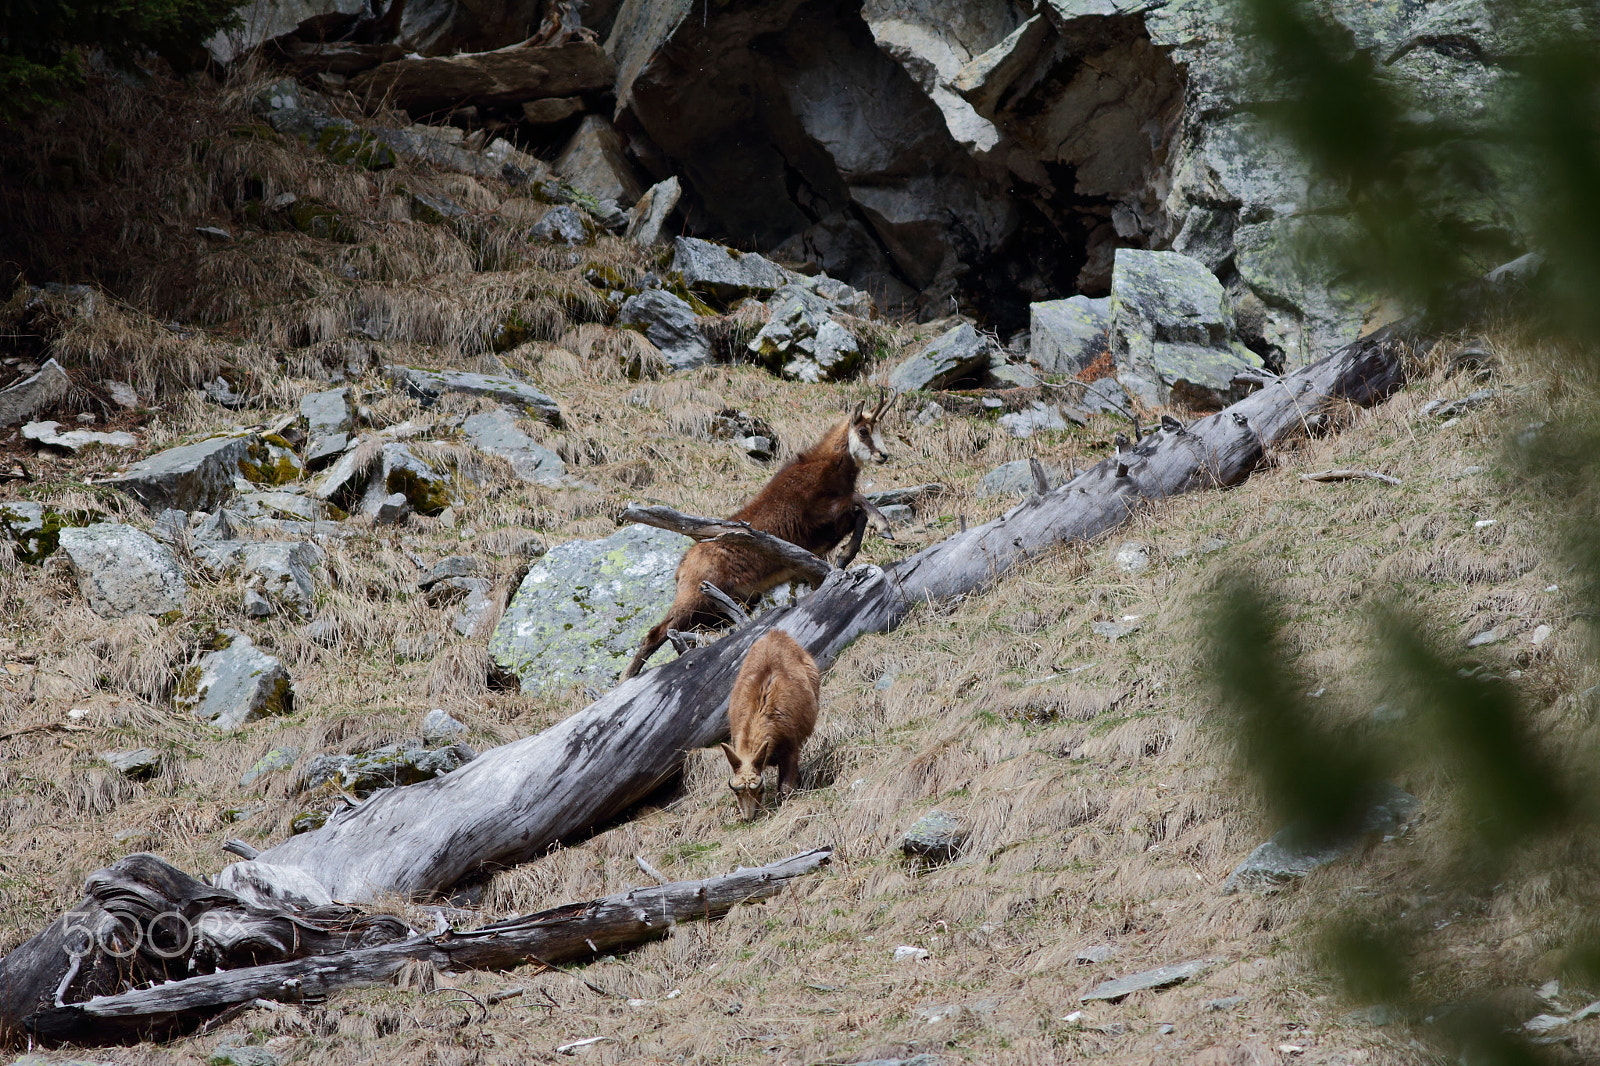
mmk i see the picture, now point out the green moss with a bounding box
[291,810,328,834]
[290,199,361,243]
[314,126,395,170]
[260,676,293,717]
[174,665,203,709]
[0,504,98,565]
[492,312,533,353]
[386,467,452,517]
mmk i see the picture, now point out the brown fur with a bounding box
[720,630,821,819]
[620,394,891,679]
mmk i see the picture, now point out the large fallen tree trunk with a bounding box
[4,848,831,1044]
[211,323,1410,905]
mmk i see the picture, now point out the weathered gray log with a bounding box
[10,848,830,1044]
[227,324,1411,904]
[618,502,833,586]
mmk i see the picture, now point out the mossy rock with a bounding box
[290,199,361,243]
[314,125,395,170]
[239,438,303,487]
[0,502,99,565]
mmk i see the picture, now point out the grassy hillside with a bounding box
[1,67,1593,1065]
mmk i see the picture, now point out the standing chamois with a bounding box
[721,629,821,819]
[620,390,893,679]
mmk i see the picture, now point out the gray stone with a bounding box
[878,503,915,526]
[1206,995,1248,1012]
[150,508,190,545]
[420,556,484,590]
[887,323,1001,393]
[385,366,562,425]
[796,275,873,317]
[58,524,188,618]
[99,748,162,779]
[373,493,411,525]
[356,443,457,518]
[231,491,323,523]
[1081,959,1212,1002]
[0,358,71,427]
[1114,540,1150,573]
[299,742,475,798]
[617,289,713,372]
[195,540,321,620]
[976,459,1066,497]
[625,176,681,245]
[204,376,247,409]
[243,588,272,617]
[1110,249,1263,408]
[176,632,294,732]
[849,1056,943,1066]
[395,631,443,661]
[105,432,258,513]
[1031,296,1111,377]
[748,288,862,383]
[207,1039,281,1066]
[301,617,340,647]
[1091,619,1141,641]
[998,401,1071,438]
[531,204,593,245]
[489,523,692,693]
[512,535,548,558]
[1075,944,1117,964]
[300,387,355,469]
[461,407,566,485]
[240,745,300,787]
[522,95,585,124]
[1222,783,1420,893]
[554,115,645,205]
[901,808,968,864]
[422,708,468,743]
[0,500,96,564]
[453,581,496,638]
[866,483,943,507]
[105,380,140,408]
[987,362,1042,389]
[21,420,137,451]
[671,237,795,303]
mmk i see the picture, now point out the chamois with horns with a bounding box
[620,391,893,679]
[722,630,821,819]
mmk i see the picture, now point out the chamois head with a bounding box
[847,388,892,466]
[721,739,771,820]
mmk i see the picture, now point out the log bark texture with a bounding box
[7,849,830,1044]
[231,326,1411,903]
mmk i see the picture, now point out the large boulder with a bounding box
[176,632,293,731]
[1108,249,1263,408]
[554,115,646,206]
[105,433,259,513]
[670,237,795,304]
[488,523,691,694]
[617,289,714,371]
[747,287,862,383]
[57,524,188,619]
[886,322,1001,393]
[1030,295,1110,377]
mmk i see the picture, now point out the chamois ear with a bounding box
[752,738,773,769]
[849,400,864,422]
[720,742,740,770]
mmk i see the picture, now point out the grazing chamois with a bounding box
[620,391,893,679]
[722,629,821,819]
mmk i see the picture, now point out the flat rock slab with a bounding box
[0,358,70,427]
[461,407,567,485]
[489,523,691,695]
[176,632,294,731]
[105,432,258,513]
[100,748,162,778]
[748,287,862,382]
[1031,296,1111,376]
[22,421,137,451]
[385,366,562,425]
[58,523,188,618]
[888,323,1001,393]
[1081,959,1212,1002]
[617,289,713,372]
[1223,783,1420,893]
[671,236,795,303]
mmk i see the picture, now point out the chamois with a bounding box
[620,391,893,679]
[721,630,821,819]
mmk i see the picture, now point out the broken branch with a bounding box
[617,503,833,587]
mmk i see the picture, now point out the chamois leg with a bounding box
[776,748,802,801]
[622,591,705,679]
[854,493,894,541]
[834,508,869,568]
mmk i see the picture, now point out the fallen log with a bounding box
[618,502,834,586]
[6,848,831,1044]
[209,322,1410,906]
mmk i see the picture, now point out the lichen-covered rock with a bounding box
[1223,783,1420,894]
[671,236,795,303]
[240,745,300,787]
[902,808,968,864]
[0,501,97,564]
[58,524,188,619]
[106,432,258,513]
[1109,249,1263,408]
[748,287,862,383]
[1030,296,1110,377]
[489,523,691,694]
[887,323,1001,393]
[385,365,562,425]
[460,407,567,485]
[422,708,468,743]
[298,742,475,798]
[176,632,294,732]
[617,289,714,372]
[356,443,457,517]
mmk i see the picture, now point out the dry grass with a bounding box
[0,71,1594,1066]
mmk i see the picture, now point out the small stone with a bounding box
[374,492,411,525]
[893,945,930,963]
[422,708,467,743]
[998,401,1071,438]
[878,503,915,527]
[1467,628,1502,648]
[301,617,339,647]
[298,742,475,798]
[1524,1014,1568,1034]
[1091,619,1141,640]
[512,535,548,558]
[747,287,861,383]
[901,808,967,864]
[670,236,794,302]
[914,402,945,426]
[22,420,138,452]
[420,556,484,590]
[1031,295,1111,376]
[1075,944,1117,964]
[105,380,140,408]
[385,366,561,425]
[1222,783,1419,893]
[461,407,566,485]
[531,204,593,245]
[1114,540,1150,573]
[208,1039,280,1066]
[1206,995,1247,1012]
[976,458,1066,497]
[240,746,300,787]
[1081,959,1212,1002]
[1530,624,1552,646]
[874,674,896,690]
[243,588,272,617]
[1158,1024,1175,1034]
[100,748,162,779]
[204,376,247,408]
[195,226,234,242]
[0,358,71,427]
